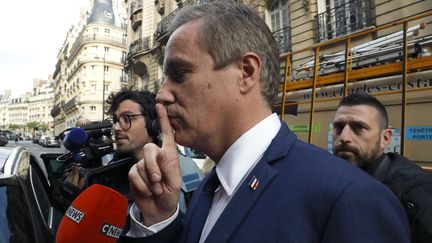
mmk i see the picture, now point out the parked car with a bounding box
[178,145,208,170]
[32,135,41,144]
[44,136,61,148]
[38,135,48,146]
[0,135,7,146]
[0,146,63,242]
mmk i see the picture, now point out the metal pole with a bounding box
[401,22,408,155]
[102,53,106,120]
[308,46,320,144]
[343,38,351,97]
[281,54,292,121]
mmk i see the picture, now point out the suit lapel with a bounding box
[204,123,296,242]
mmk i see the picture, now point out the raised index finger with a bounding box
[155,103,176,152]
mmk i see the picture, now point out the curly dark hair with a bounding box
[106,87,159,141]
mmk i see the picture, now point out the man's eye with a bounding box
[168,69,189,83]
[124,116,132,123]
[351,124,364,132]
[333,124,343,133]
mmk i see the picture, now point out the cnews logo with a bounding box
[65,206,85,223]
[100,223,122,239]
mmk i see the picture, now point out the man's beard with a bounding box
[334,139,381,169]
[116,145,134,158]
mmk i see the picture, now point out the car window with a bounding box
[30,160,51,225]
[0,180,36,242]
[0,149,10,172]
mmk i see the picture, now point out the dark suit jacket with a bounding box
[119,123,410,243]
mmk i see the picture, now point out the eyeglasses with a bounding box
[112,113,145,130]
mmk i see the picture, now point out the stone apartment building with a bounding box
[28,78,55,127]
[51,0,128,135]
[0,79,55,136]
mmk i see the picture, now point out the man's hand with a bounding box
[65,165,86,190]
[129,103,182,226]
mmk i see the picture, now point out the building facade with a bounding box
[0,79,55,136]
[28,78,55,126]
[51,0,128,135]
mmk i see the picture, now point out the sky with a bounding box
[0,0,89,97]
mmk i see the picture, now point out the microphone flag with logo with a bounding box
[56,184,128,243]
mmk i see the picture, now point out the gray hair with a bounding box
[168,0,280,106]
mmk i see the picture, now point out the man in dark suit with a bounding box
[120,1,410,242]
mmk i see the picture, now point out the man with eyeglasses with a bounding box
[107,88,204,216]
[66,88,203,213]
[107,89,161,161]
[64,89,160,195]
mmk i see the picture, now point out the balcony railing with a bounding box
[128,36,151,58]
[50,104,61,117]
[273,26,291,54]
[180,0,211,8]
[315,0,372,42]
[130,0,143,15]
[62,96,77,112]
[154,8,179,42]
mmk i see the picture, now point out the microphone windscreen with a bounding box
[63,127,88,151]
[56,184,128,243]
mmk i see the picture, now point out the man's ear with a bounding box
[380,128,392,150]
[239,52,261,94]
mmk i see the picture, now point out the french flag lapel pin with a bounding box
[248,176,259,191]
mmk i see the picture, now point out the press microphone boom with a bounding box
[56,184,128,243]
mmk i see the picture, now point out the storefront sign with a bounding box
[406,126,432,140]
[288,123,321,134]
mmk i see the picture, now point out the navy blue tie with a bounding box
[186,168,220,243]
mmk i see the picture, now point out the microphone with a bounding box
[56,184,128,243]
[63,127,88,152]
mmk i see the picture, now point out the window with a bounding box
[270,0,290,53]
[90,106,96,111]
[316,0,370,42]
[105,28,110,34]
[104,66,109,72]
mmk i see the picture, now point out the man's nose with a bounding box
[339,126,353,143]
[156,84,174,105]
[112,121,122,131]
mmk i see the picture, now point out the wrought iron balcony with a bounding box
[154,9,178,42]
[272,26,291,54]
[130,0,143,15]
[128,36,151,58]
[50,104,61,117]
[180,0,211,8]
[62,96,77,112]
[315,0,373,42]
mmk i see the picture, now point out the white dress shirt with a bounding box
[128,113,281,240]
